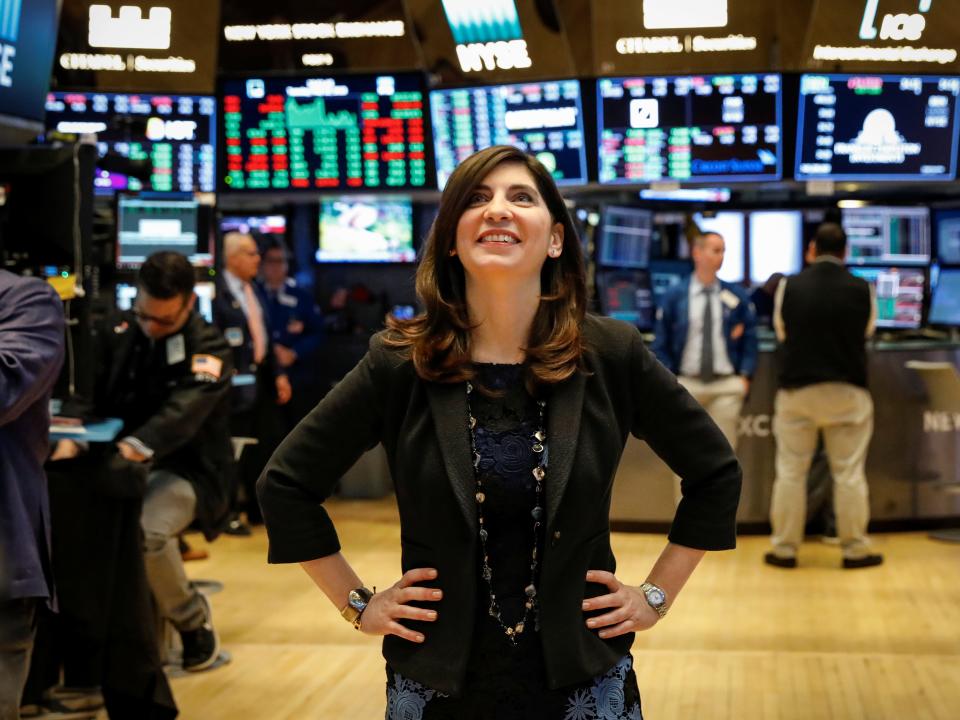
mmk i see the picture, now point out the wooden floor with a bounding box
[170,498,960,719]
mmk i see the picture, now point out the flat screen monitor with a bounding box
[692,212,745,284]
[221,74,430,192]
[0,0,59,143]
[795,74,960,181]
[598,207,653,268]
[649,259,693,308]
[597,74,782,184]
[116,196,213,269]
[44,92,216,194]
[220,215,287,241]
[430,79,587,189]
[841,207,930,266]
[596,270,655,330]
[317,197,415,263]
[929,267,960,326]
[116,281,215,324]
[934,209,960,265]
[848,266,925,329]
[749,211,803,284]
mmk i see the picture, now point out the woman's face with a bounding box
[454,162,563,284]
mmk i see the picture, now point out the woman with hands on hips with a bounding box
[257,146,741,719]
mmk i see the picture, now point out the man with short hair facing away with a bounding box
[54,252,234,670]
[213,233,291,534]
[766,223,882,569]
[652,231,759,502]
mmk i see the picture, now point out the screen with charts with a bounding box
[796,75,960,182]
[848,266,925,330]
[649,259,693,308]
[596,270,655,330]
[934,210,960,265]
[598,207,653,268]
[317,197,415,263]
[116,197,212,269]
[749,211,803,284]
[597,74,782,184]
[44,92,216,194]
[221,74,430,192]
[116,282,215,324]
[929,267,960,326]
[692,212,745,284]
[841,207,930,266]
[430,80,587,189]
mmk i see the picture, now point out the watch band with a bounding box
[640,582,669,619]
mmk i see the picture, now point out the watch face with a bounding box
[647,588,665,606]
[348,590,367,611]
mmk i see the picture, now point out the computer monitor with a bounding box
[116,196,213,269]
[598,207,653,269]
[44,92,217,194]
[317,197,415,263]
[749,211,803,284]
[841,206,931,266]
[597,74,782,184]
[692,212,745,284]
[596,270,655,330]
[929,267,960,326]
[115,281,215,324]
[848,266,925,329]
[795,74,960,182]
[649,259,693,308]
[219,215,287,242]
[934,209,960,265]
[430,79,588,189]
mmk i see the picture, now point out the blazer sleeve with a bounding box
[257,334,387,563]
[738,291,759,378]
[628,327,741,550]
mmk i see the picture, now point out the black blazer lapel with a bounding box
[426,381,477,533]
[545,370,586,532]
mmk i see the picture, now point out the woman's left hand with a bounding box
[581,570,660,639]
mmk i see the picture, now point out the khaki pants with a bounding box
[769,383,874,560]
[674,375,746,504]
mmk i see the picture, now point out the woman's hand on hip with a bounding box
[359,568,442,643]
[581,570,659,639]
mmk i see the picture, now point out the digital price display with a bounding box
[796,75,960,182]
[44,92,216,194]
[430,80,587,188]
[597,74,782,184]
[221,74,430,191]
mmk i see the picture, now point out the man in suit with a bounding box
[0,271,64,719]
[652,231,758,500]
[54,252,233,672]
[260,240,324,431]
[213,233,291,533]
[766,223,881,569]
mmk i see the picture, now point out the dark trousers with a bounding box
[230,377,284,524]
[0,598,38,720]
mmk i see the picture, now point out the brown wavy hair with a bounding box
[384,145,588,389]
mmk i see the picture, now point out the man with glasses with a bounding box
[53,251,233,672]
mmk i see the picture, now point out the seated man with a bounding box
[57,252,233,670]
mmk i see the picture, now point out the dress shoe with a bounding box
[223,513,252,536]
[763,552,797,568]
[842,554,884,569]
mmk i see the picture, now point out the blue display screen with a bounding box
[796,74,960,182]
[930,267,960,326]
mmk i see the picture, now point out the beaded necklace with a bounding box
[466,379,546,644]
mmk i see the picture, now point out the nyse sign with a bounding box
[0,0,21,88]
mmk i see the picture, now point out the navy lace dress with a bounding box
[385,364,642,720]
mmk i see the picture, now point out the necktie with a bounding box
[700,286,715,383]
[243,282,268,365]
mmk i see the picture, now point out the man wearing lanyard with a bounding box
[213,233,291,535]
[652,231,758,501]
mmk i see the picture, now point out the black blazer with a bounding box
[257,314,741,696]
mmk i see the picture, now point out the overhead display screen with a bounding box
[796,75,960,182]
[221,74,430,192]
[0,0,59,142]
[430,80,587,188]
[597,74,782,184]
[45,92,216,194]
[841,206,930,266]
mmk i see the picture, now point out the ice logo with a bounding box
[859,0,933,42]
[834,109,921,164]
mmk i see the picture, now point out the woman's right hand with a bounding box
[358,568,442,643]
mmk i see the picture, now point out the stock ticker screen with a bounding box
[430,80,587,189]
[597,74,782,184]
[44,92,216,194]
[221,74,430,192]
[796,75,960,182]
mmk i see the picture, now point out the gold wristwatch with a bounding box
[640,582,668,619]
[340,587,374,629]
